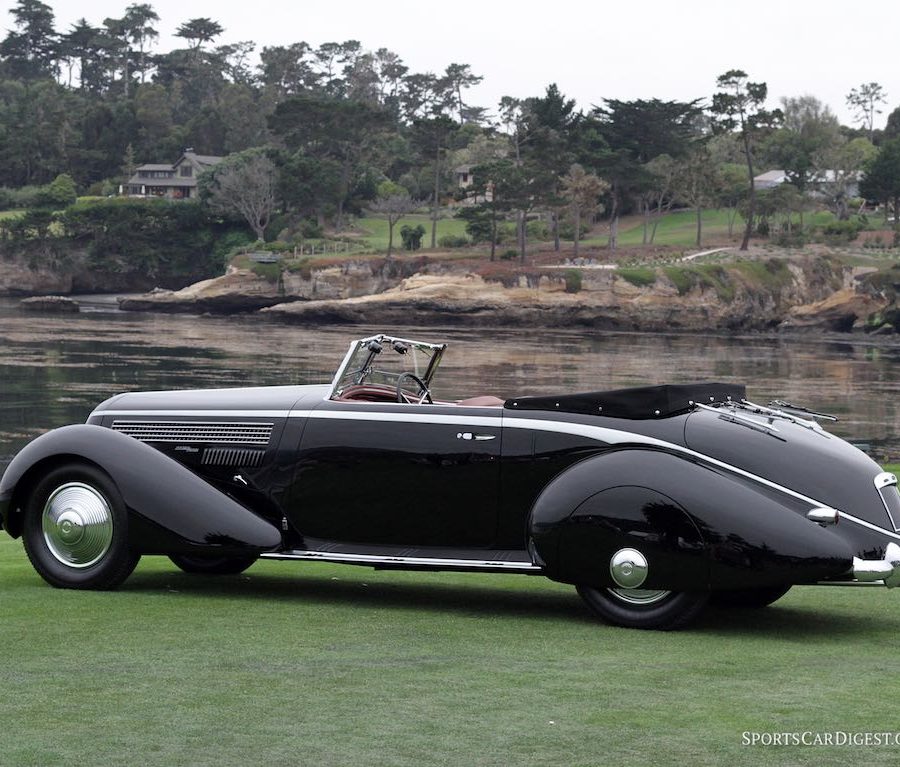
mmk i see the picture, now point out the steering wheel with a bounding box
[396,372,433,404]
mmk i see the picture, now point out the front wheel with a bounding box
[169,553,258,575]
[577,585,709,630]
[22,462,140,590]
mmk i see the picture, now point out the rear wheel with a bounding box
[22,462,140,589]
[710,584,792,609]
[577,585,709,630]
[169,553,257,575]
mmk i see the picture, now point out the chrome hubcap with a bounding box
[42,482,113,568]
[608,588,671,605]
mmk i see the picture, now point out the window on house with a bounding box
[180,166,193,177]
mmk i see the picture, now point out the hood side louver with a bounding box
[201,448,265,468]
[111,420,273,446]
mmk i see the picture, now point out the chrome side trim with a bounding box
[260,550,542,572]
[875,472,897,490]
[101,410,290,418]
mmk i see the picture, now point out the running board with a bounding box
[260,549,542,573]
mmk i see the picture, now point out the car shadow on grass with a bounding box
[122,567,879,636]
[123,568,596,623]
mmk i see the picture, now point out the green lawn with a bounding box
[2,537,899,766]
[355,214,469,251]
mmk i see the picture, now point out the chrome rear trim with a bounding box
[260,550,541,572]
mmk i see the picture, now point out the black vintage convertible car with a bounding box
[2,333,899,629]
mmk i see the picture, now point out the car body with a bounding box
[2,333,899,629]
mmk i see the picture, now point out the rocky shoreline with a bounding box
[122,255,898,335]
[12,252,900,336]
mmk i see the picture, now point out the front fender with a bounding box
[0,424,282,553]
[529,448,854,590]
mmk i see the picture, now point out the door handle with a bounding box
[457,432,496,441]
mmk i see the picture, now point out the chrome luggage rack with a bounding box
[691,397,838,440]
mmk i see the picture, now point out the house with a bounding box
[754,170,788,189]
[454,164,474,190]
[120,150,223,199]
[753,168,862,198]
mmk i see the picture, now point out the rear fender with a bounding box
[528,449,854,590]
[0,424,282,553]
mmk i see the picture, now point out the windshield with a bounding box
[330,335,446,400]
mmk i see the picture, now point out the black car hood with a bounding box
[91,384,330,416]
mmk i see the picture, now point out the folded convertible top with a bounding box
[505,382,746,419]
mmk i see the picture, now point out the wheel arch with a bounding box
[3,452,103,538]
[528,447,855,591]
[1,424,283,553]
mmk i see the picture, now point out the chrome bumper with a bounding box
[819,542,900,587]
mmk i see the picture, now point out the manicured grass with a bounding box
[580,208,743,248]
[355,214,469,251]
[2,537,899,766]
[0,209,23,220]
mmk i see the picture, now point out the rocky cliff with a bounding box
[113,252,885,333]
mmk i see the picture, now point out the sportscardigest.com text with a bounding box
[743,731,900,747]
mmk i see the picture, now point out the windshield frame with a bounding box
[329,334,447,400]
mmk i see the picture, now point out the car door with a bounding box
[288,399,502,547]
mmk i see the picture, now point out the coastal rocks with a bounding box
[118,260,405,313]
[780,288,888,333]
[20,295,80,313]
[0,260,73,296]
[118,266,302,313]
[259,272,787,331]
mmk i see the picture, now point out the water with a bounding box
[3,296,900,471]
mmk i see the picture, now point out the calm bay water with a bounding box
[3,295,900,470]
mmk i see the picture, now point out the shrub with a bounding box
[36,174,78,208]
[564,268,583,293]
[617,267,657,287]
[438,234,469,248]
[501,249,518,260]
[250,262,282,283]
[820,219,862,244]
[526,220,550,240]
[400,223,425,250]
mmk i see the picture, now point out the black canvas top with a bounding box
[505,382,746,420]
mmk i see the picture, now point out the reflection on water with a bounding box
[2,297,900,470]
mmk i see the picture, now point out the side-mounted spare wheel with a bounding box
[22,462,140,589]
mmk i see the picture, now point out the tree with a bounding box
[369,181,417,256]
[0,0,58,80]
[102,16,132,96]
[123,3,159,84]
[676,145,720,247]
[767,95,841,193]
[885,106,900,141]
[411,114,458,247]
[846,82,887,142]
[817,137,876,220]
[640,154,678,244]
[201,149,276,241]
[175,17,223,50]
[443,62,483,123]
[711,70,782,250]
[561,164,608,257]
[860,138,900,227]
[270,93,392,229]
[61,18,106,91]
